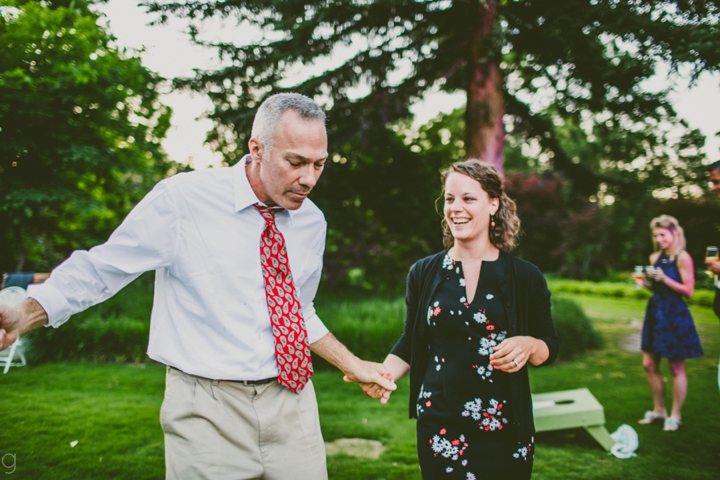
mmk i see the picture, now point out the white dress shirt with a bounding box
[28,155,329,380]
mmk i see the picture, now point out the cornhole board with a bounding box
[532,388,615,451]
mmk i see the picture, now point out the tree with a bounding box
[145,0,720,286]
[404,102,712,277]
[147,0,718,184]
[0,1,177,272]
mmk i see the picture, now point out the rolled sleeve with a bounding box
[27,283,73,328]
[303,305,329,344]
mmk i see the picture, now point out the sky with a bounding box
[95,1,720,170]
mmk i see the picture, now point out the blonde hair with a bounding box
[649,214,686,260]
[440,159,521,251]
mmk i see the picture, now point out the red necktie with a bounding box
[254,204,313,393]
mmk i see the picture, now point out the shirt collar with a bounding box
[233,154,296,223]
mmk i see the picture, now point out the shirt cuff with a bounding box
[26,283,73,328]
[304,313,329,344]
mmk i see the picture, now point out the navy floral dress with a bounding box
[416,254,533,480]
[641,253,703,359]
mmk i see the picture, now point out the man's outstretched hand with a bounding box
[0,299,49,350]
[0,303,22,350]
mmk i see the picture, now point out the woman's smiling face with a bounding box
[443,172,498,245]
[653,227,675,251]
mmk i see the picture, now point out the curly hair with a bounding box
[649,214,686,260]
[440,159,521,251]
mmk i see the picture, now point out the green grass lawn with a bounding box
[1,294,719,479]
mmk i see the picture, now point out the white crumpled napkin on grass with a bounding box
[609,424,638,459]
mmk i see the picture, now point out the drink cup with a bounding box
[632,266,645,289]
[706,246,719,281]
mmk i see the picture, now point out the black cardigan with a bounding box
[389,250,560,442]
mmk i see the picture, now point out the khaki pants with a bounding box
[160,367,327,480]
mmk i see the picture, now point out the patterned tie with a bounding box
[254,204,313,394]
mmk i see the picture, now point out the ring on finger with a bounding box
[512,359,519,367]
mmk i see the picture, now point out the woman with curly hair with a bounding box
[365,159,559,479]
[636,214,703,431]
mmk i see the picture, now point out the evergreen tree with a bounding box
[147,0,719,186]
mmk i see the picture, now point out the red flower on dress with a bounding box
[486,324,495,331]
[440,428,447,435]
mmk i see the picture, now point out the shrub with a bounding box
[25,272,154,364]
[27,315,149,364]
[547,278,715,307]
[551,295,603,360]
[314,295,406,371]
[24,275,604,367]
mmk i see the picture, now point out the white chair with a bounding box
[0,286,29,374]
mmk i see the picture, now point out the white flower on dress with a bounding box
[475,363,494,381]
[429,431,467,461]
[434,355,444,371]
[486,293,494,300]
[478,330,508,355]
[477,337,495,356]
[462,398,508,431]
[467,473,476,480]
[512,438,534,461]
[427,301,441,326]
[473,311,487,324]
[430,437,458,459]
[416,384,433,415]
[442,254,454,270]
[462,398,483,421]
[459,278,466,287]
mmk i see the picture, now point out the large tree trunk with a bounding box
[465,0,505,174]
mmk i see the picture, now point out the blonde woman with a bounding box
[370,159,559,479]
[638,215,703,431]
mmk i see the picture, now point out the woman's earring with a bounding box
[490,214,496,228]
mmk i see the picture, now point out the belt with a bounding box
[239,377,277,386]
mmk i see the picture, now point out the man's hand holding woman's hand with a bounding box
[343,361,396,404]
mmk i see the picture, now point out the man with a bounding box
[706,160,720,318]
[0,93,395,479]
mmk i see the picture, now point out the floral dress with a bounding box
[416,254,533,480]
[641,253,703,359]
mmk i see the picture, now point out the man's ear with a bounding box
[248,137,264,162]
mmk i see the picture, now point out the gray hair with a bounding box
[251,93,326,157]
